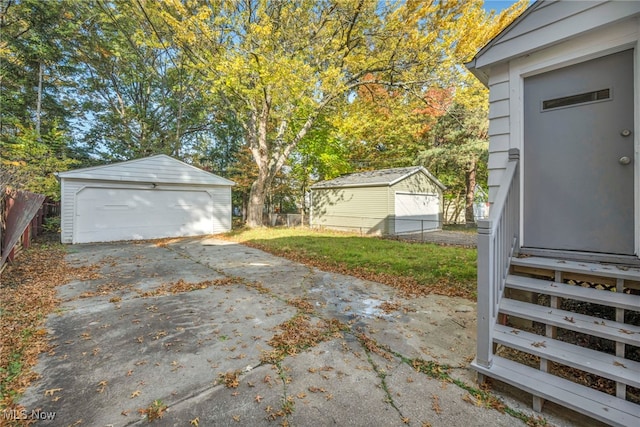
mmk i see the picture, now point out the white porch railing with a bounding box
[476,148,520,368]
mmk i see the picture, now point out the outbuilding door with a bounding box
[74,187,216,243]
[523,49,635,255]
[394,192,440,234]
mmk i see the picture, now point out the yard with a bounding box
[1,229,477,411]
[223,227,478,299]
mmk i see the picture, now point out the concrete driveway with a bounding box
[18,237,590,426]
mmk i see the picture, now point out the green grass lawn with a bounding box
[223,227,477,299]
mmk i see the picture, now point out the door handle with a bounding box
[619,156,631,165]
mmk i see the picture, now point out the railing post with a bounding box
[476,218,494,369]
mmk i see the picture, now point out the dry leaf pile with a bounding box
[137,278,242,297]
[262,315,345,363]
[0,241,99,409]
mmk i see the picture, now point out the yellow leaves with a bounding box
[0,243,101,408]
[130,390,141,398]
[190,417,200,426]
[44,388,62,396]
[462,393,482,406]
[142,400,167,421]
[96,380,108,393]
[217,370,241,388]
[1,159,26,167]
[431,394,442,414]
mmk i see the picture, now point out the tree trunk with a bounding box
[36,61,44,137]
[464,161,477,226]
[245,96,321,228]
[247,168,271,227]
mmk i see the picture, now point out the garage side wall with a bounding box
[60,178,84,244]
[311,186,389,234]
[390,173,442,209]
[210,187,232,233]
[389,172,443,234]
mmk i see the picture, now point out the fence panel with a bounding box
[1,190,46,273]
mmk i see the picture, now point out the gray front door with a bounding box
[524,49,634,255]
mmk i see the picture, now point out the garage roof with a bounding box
[310,166,445,190]
[57,154,235,186]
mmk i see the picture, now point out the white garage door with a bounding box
[394,192,440,235]
[74,187,217,243]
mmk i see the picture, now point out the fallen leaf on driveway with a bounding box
[44,388,62,396]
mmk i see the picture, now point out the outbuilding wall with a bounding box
[310,170,444,235]
[311,186,390,235]
[389,172,444,234]
[389,172,443,211]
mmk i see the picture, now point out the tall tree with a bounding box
[416,0,529,225]
[150,0,521,227]
[1,0,82,197]
[68,0,216,160]
[1,0,75,139]
[418,96,489,225]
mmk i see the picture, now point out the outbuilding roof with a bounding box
[56,154,235,186]
[310,166,445,190]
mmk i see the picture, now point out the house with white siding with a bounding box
[466,1,640,425]
[57,155,234,244]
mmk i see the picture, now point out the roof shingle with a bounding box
[310,166,444,189]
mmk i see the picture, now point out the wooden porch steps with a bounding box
[506,273,640,311]
[510,256,640,290]
[500,298,640,346]
[471,355,640,427]
[493,324,640,389]
[476,256,640,426]
[510,256,640,281]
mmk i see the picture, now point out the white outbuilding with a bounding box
[57,154,235,244]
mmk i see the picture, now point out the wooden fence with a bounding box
[0,190,57,276]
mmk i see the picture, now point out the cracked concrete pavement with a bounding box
[18,236,603,426]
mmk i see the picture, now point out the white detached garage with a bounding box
[57,155,235,244]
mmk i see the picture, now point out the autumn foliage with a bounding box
[0,242,99,410]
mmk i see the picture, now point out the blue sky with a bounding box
[483,0,529,13]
